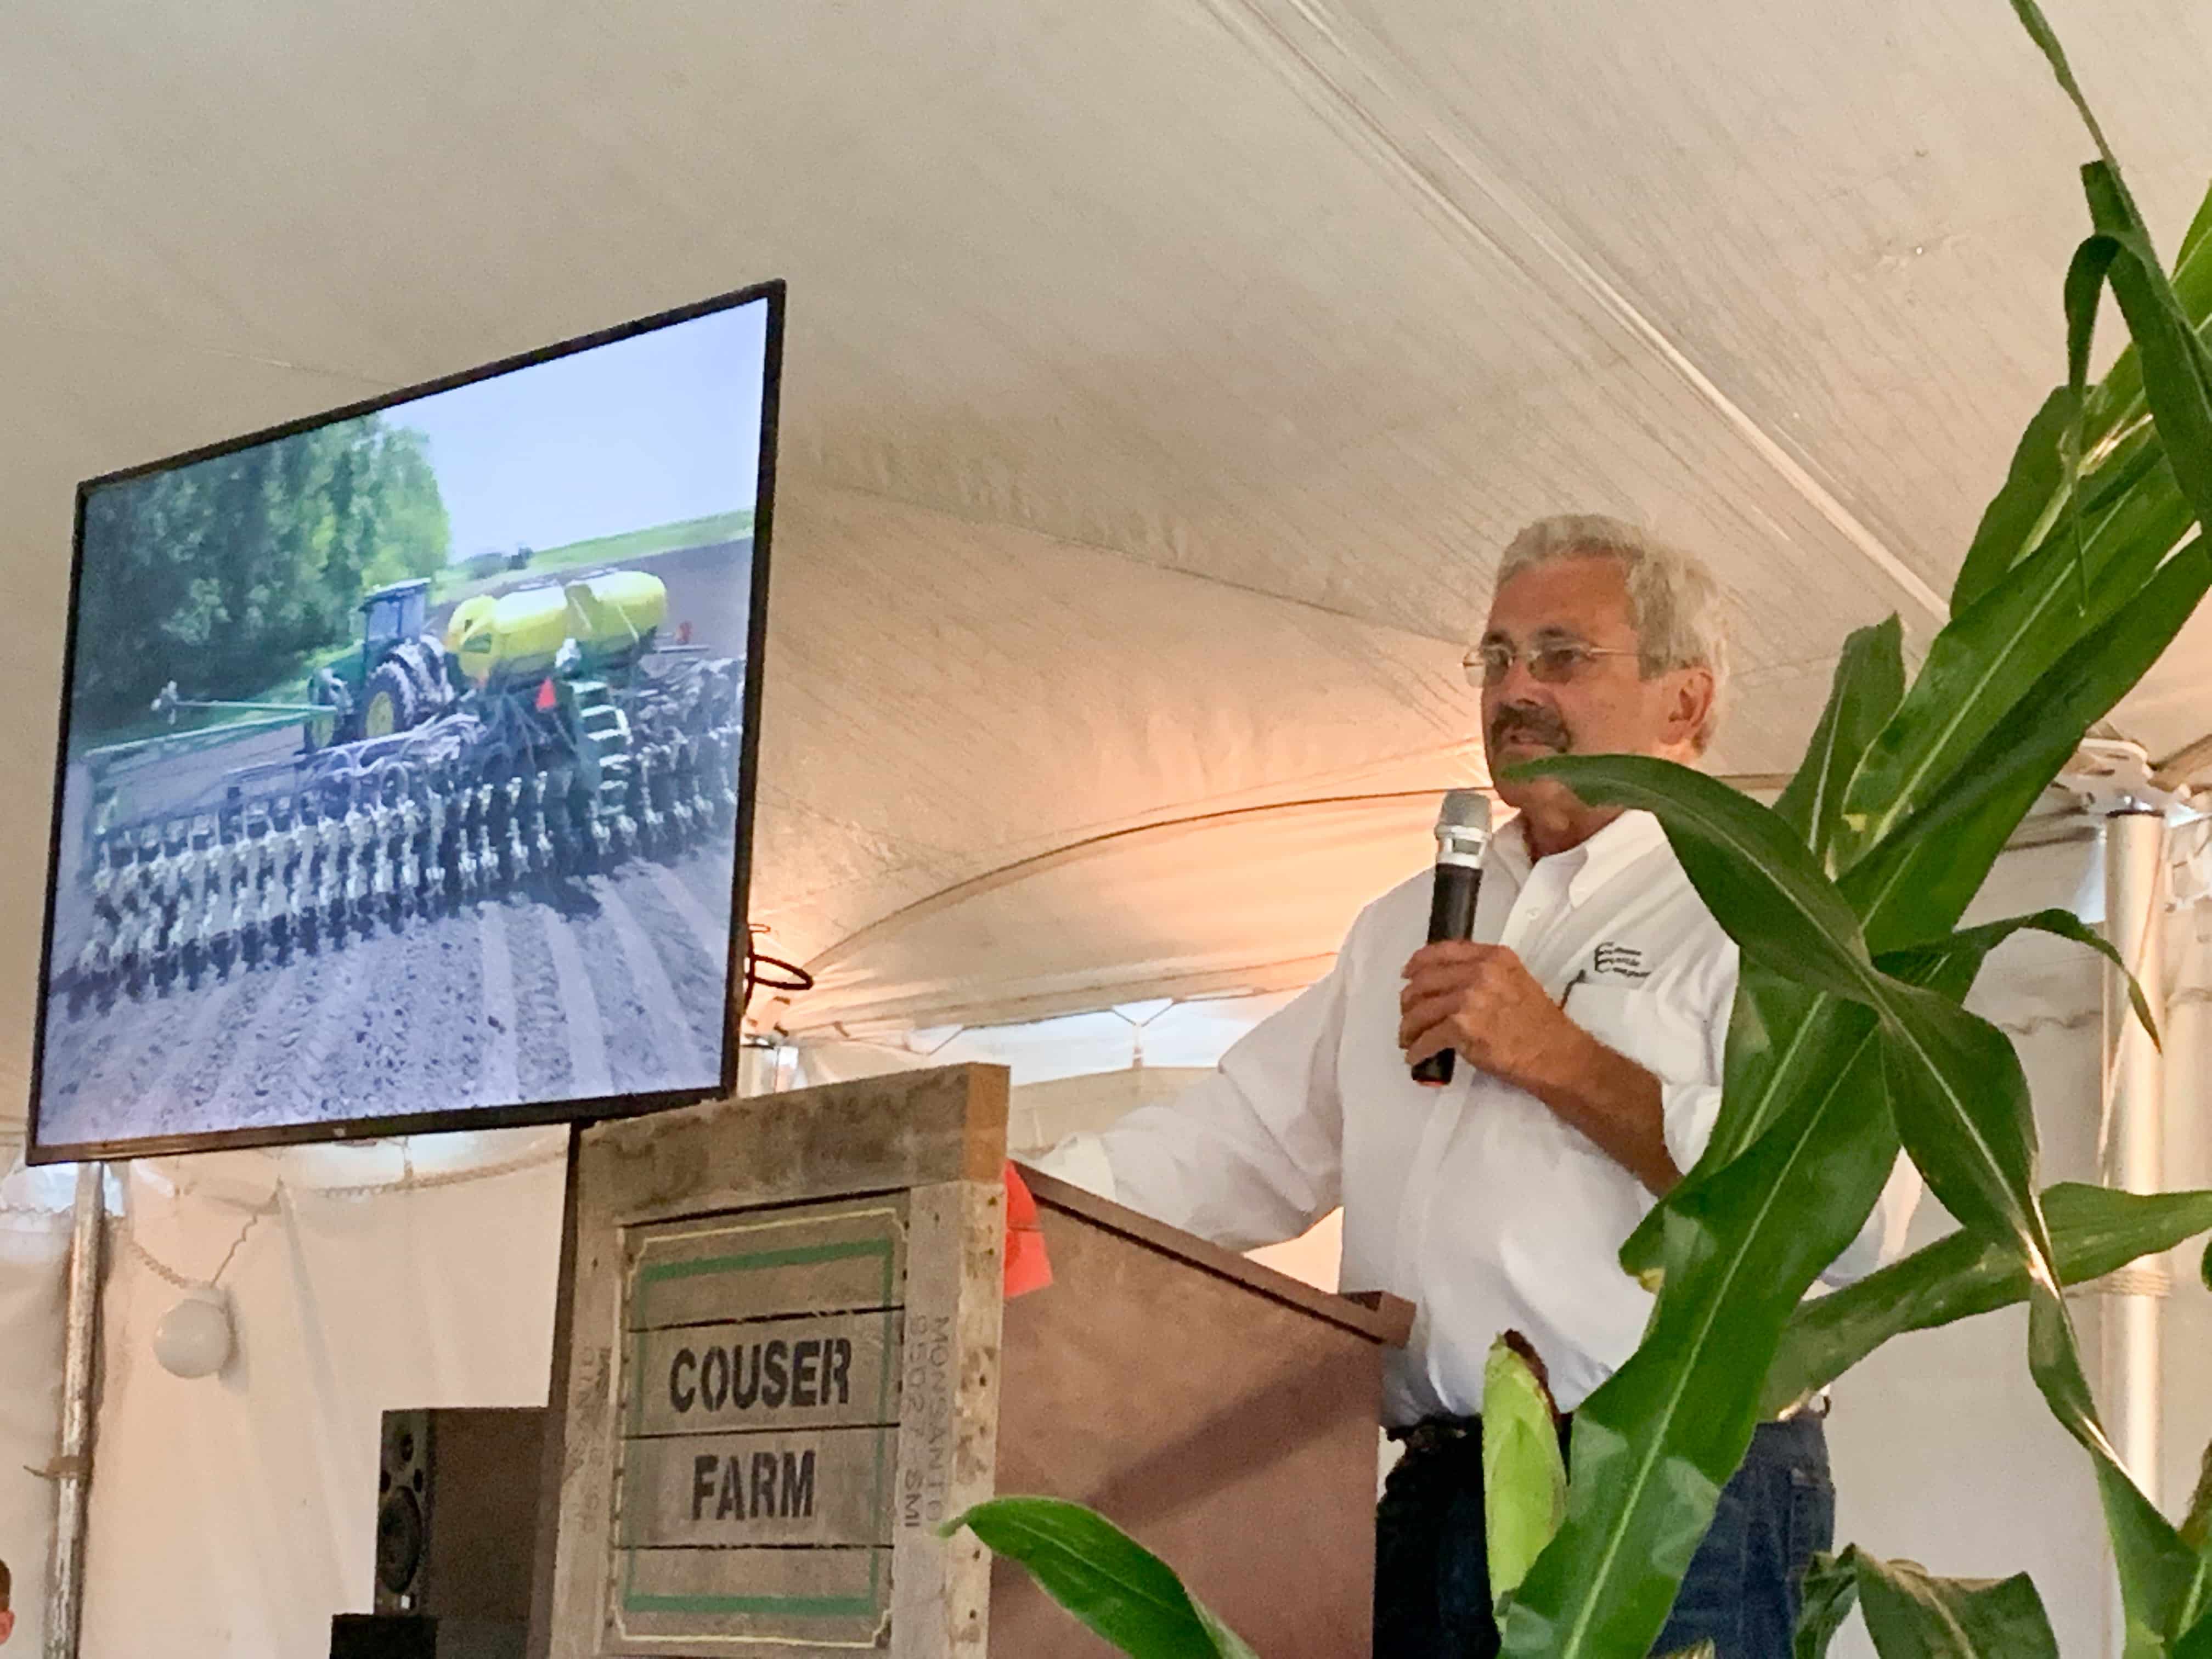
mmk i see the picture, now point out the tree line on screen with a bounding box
[71,415,449,739]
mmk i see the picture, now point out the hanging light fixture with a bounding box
[151,1284,233,1379]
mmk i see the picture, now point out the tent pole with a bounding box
[43,1161,104,1659]
[2102,805,2169,1659]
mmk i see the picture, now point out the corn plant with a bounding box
[947,3,2212,1654]
[947,1497,1260,1659]
[1496,4,2212,1651]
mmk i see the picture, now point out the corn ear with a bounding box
[1483,1332,1568,1610]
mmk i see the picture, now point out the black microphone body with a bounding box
[1412,791,1493,1086]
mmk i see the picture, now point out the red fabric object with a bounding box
[1002,1161,1053,1299]
[535,676,557,712]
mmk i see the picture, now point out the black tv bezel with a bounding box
[25,278,786,1165]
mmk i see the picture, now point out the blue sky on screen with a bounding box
[390,298,768,561]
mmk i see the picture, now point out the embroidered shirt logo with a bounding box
[1590,941,1651,981]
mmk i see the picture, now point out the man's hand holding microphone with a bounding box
[1397,788,1677,1194]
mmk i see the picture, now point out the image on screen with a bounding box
[30,288,777,1159]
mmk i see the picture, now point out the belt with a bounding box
[1776,1390,1832,1423]
[1387,1391,1827,1453]
[1386,1417,1481,1457]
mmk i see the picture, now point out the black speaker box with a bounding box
[331,1613,525,1659]
[374,1407,546,1620]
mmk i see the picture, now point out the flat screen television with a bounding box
[27,281,782,1162]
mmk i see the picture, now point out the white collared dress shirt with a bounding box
[1034,808,1923,1422]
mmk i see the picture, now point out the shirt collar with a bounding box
[1494,808,1668,908]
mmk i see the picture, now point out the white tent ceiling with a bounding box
[3,0,2211,1102]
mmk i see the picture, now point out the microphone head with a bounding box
[1434,789,1492,842]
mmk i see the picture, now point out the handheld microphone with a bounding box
[1412,789,1494,1087]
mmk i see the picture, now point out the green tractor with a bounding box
[78,566,743,983]
[304,578,458,746]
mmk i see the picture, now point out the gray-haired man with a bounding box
[1037,515,1922,1657]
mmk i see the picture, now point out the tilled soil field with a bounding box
[34,837,737,1148]
[33,538,753,1150]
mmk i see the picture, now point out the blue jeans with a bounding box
[1373,1414,1835,1658]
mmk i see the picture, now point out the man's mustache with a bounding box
[1489,703,1572,753]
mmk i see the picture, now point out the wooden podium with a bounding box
[539,1063,1411,1658]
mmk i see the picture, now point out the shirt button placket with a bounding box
[1398,871,1531,1319]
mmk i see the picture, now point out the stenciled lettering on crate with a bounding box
[609,1195,910,1650]
[548,1065,1011,1659]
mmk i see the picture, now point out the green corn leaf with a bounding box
[1505,754,2206,1647]
[2086,178,2212,439]
[1831,289,2193,878]
[1880,992,2205,1638]
[2083,163,2212,434]
[1952,388,2081,614]
[1523,22,2212,1642]
[1956,228,2114,621]
[1551,751,1887,1280]
[1865,972,2203,1638]
[1874,909,2067,1003]
[1623,888,2008,1286]
[1829,492,2177,871]
[2057,236,2124,610]
[2078,422,2173,520]
[1950,300,2187,616]
[1764,1183,2212,1417]
[2015,0,2212,530]
[943,1497,1256,1659]
[1845,1547,2059,1658]
[1516,758,1875,997]
[1483,1335,1568,1608]
[1193,1603,1261,1659]
[1835,136,2212,881]
[1502,1044,1899,1658]
[1499,756,1910,1656]
[1869,986,2038,1295]
[2081,166,2212,531]
[1618,975,1869,1282]
[1775,616,1906,871]
[2181,1435,2212,1555]
[1796,1553,1863,1659]
[2007,0,2124,172]
[1875,907,2159,1045]
[2179,1610,2212,1659]
[1953,163,2212,614]
[1842,534,2212,952]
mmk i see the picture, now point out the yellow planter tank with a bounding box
[444,584,570,685]
[72,563,745,981]
[565,570,668,659]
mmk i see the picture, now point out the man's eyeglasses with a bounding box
[1462,640,1640,687]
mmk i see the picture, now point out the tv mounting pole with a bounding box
[44,1161,105,1659]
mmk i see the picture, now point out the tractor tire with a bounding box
[362,660,420,740]
[303,668,354,751]
[400,635,455,715]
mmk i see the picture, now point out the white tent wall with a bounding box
[0,1137,70,1659]
[70,1133,566,1658]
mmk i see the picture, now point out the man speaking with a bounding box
[1035,515,1921,1658]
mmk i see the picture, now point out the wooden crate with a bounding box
[541,1063,1409,1658]
[545,1066,1006,1659]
